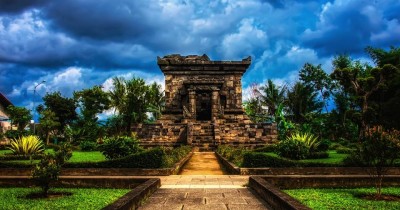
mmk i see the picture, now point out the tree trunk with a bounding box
[46,132,50,145]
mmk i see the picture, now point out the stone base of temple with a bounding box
[132,119,278,150]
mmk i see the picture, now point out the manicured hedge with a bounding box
[0,154,44,161]
[242,152,339,167]
[242,152,296,167]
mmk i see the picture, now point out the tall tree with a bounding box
[39,110,60,145]
[286,82,323,123]
[260,79,286,119]
[331,54,397,139]
[366,46,400,129]
[74,85,110,121]
[299,63,332,113]
[42,92,77,131]
[7,106,32,131]
[109,77,126,115]
[147,82,165,121]
[108,77,162,132]
[73,86,110,142]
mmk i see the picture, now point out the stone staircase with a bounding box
[191,123,215,151]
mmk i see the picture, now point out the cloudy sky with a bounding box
[1,0,399,113]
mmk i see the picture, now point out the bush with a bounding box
[289,132,321,153]
[253,144,277,153]
[242,152,296,167]
[162,146,192,167]
[276,139,309,160]
[0,154,44,161]
[99,136,143,160]
[317,139,331,151]
[79,141,98,151]
[329,143,343,150]
[64,148,165,168]
[7,135,44,156]
[5,130,30,140]
[344,126,400,197]
[216,145,248,165]
[32,154,61,196]
[31,143,72,196]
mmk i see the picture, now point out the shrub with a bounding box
[216,145,248,165]
[32,154,60,196]
[242,152,296,167]
[79,141,98,151]
[329,142,343,150]
[65,148,165,168]
[162,146,192,167]
[276,139,309,160]
[8,135,44,156]
[253,144,277,153]
[317,139,331,151]
[31,143,72,196]
[99,136,143,160]
[289,132,321,152]
[344,126,400,197]
[5,130,30,140]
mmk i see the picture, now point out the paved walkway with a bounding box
[139,152,271,209]
[179,152,225,175]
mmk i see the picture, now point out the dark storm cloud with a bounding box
[44,0,160,42]
[301,0,400,56]
[0,0,48,14]
[1,0,399,108]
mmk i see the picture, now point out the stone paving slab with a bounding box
[138,187,271,210]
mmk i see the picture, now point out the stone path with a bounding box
[139,175,270,210]
[139,153,271,209]
[179,152,225,175]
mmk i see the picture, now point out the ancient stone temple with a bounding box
[133,54,277,150]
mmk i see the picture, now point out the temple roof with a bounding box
[157,54,251,65]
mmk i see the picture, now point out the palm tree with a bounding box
[109,77,127,115]
[260,79,286,119]
[287,82,323,123]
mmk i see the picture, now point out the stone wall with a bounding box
[217,123,278,148]
[132,123,187,147]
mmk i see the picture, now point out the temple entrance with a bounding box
[196,91,212,121]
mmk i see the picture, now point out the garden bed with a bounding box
[216,151,400,175]
[0,146,193,176]
[0,151,193,176]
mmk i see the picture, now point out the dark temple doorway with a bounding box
[196,91,211,121]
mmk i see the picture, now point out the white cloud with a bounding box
[221,18,268,59]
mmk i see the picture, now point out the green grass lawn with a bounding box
[0,149,12,155]
[264,150,348,164]
[0,187,130,210]
[298,151,348,164]
[68,151,106,162]
[285,187,400,210]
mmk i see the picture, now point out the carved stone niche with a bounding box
[157,54,251,124]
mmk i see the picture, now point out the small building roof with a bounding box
[0,92,13,108]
